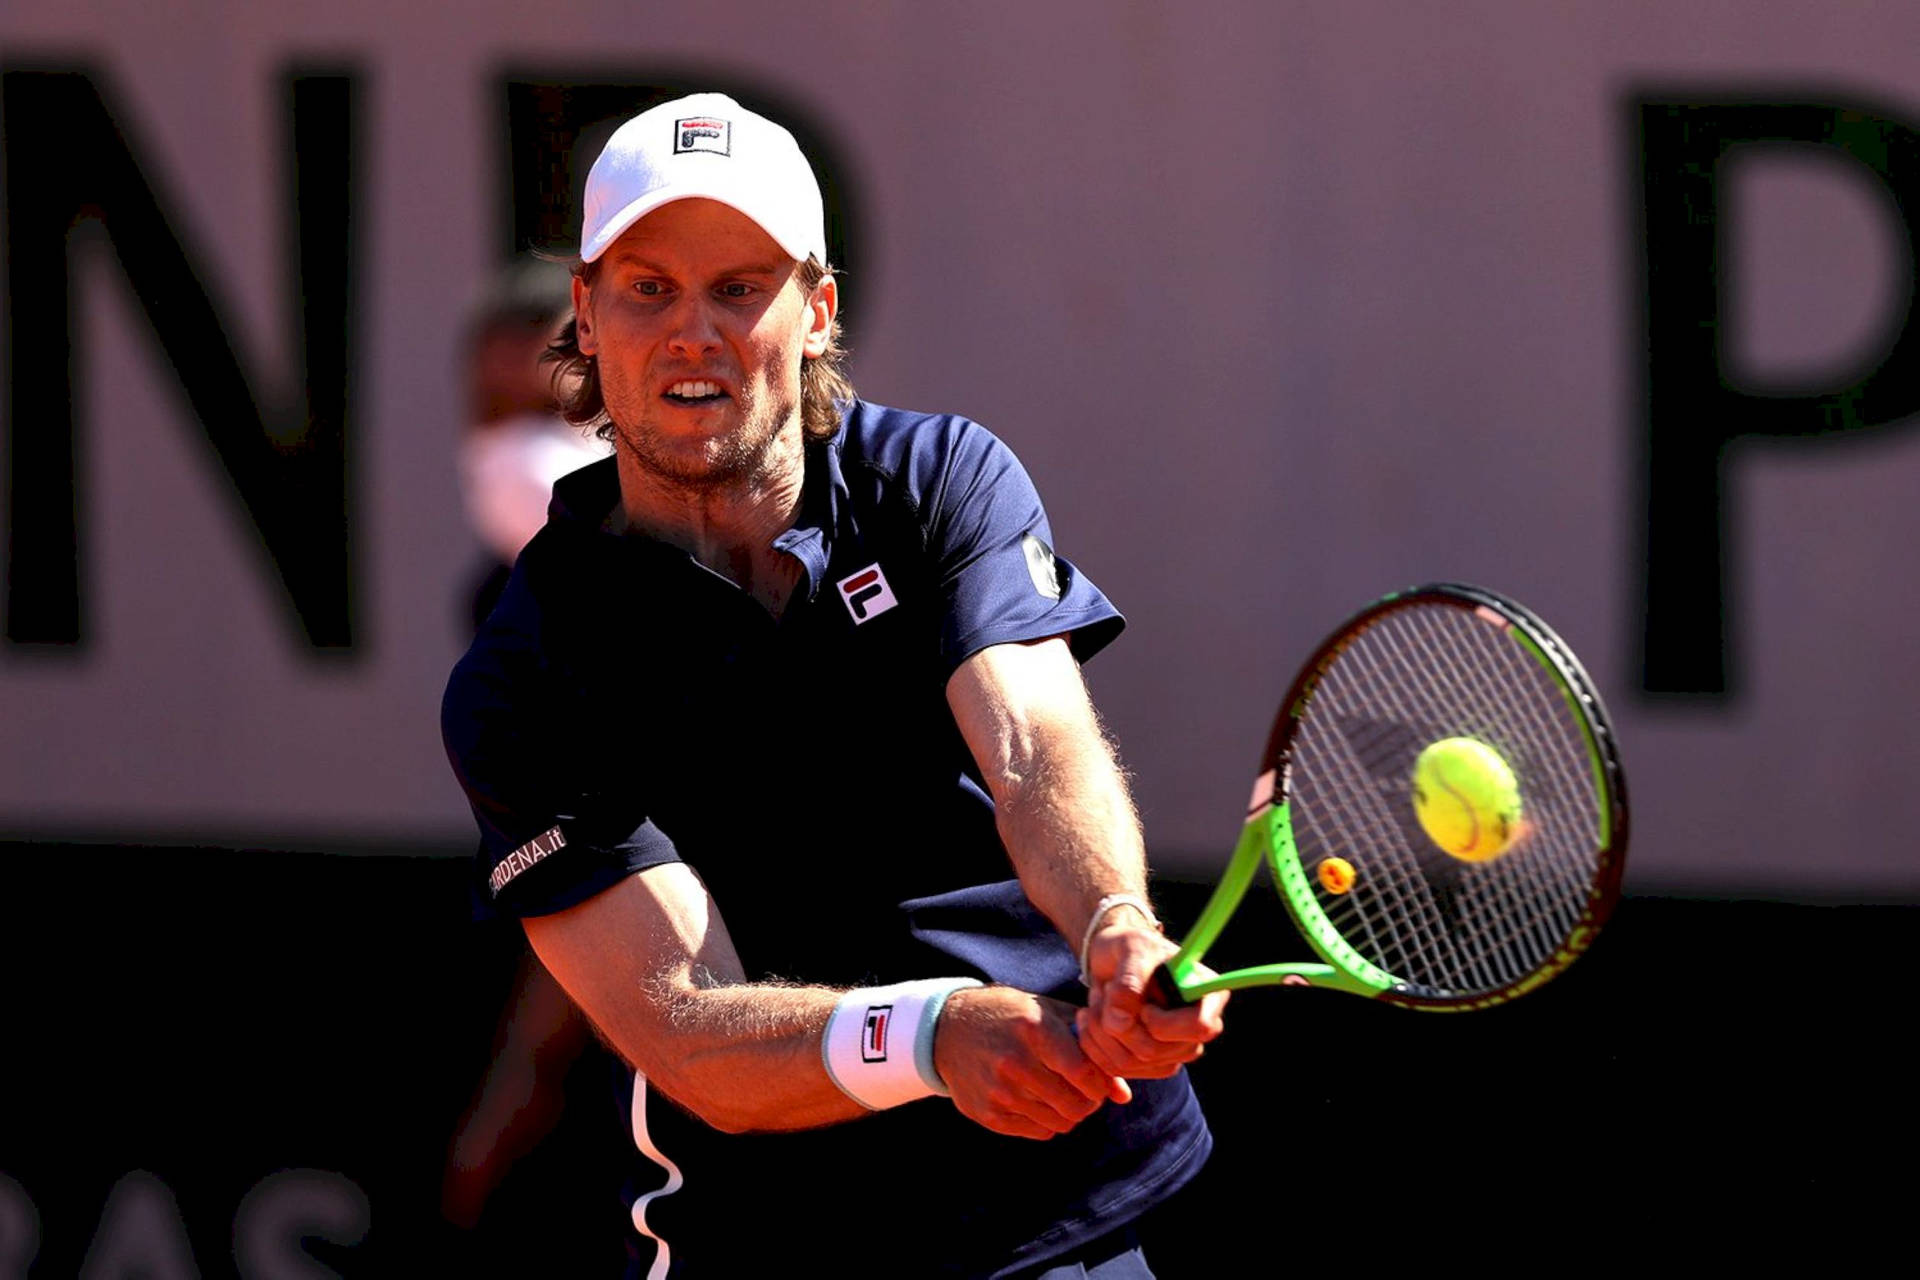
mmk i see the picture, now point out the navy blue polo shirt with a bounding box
[442,401,1210,1277]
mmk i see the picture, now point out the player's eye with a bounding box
[718,282,755,299]
[634,279,667,297]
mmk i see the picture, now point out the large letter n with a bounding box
[3,66,358,650]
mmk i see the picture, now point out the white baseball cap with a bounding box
[579,92,827,266]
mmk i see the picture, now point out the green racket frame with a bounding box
[1155,583,1629,1013]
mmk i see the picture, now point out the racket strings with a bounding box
[1301,711,1530,993]
[1294,731,1482,987]
[1349,619,1559,984]
[1391,612,1597,963]
[1300,717,1465,977]
[1365,607,1596,985]
[1288,602,1605,998]
[1366,609,1594,986]
[1302,631,1531,992]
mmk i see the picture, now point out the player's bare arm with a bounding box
[947,636,1227,1078]
[523,864,855,1134]
[524,861,1118,1139]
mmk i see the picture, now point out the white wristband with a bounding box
[1079,893,1161,986]
[821,978,982,1110]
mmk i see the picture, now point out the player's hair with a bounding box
[545,257,852,444]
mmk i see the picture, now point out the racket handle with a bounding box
[1143,963,1189,1007]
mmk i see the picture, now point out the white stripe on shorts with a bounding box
[628,1072,685,1280]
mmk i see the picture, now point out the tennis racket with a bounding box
[1149,583,1627,1012]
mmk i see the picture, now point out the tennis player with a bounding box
[442,91,1227,1278]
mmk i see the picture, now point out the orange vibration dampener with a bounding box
[1317,856,1356,895]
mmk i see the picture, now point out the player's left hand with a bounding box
[1076,918,1228,1080]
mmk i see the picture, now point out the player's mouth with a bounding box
[663,379,728,405]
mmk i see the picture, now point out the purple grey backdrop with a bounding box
[4,1,1918,898]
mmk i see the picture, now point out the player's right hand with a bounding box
[1077,922,1228,1081]
[932,986,1130,1140]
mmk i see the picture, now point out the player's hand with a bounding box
[933,986,1131,1140]
[1076,916,1228,1080]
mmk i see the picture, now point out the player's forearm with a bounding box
[949,639,1156,948]
[603,961,1116,1141]
[547,959,866,1133]
[633,980,867,1133]
[991,713,1152,949]
[523,870,865,1134]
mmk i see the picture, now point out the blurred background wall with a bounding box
[3,2,1915,1274]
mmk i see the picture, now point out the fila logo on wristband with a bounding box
[837,563,899,624]
[823,978,982,1110]
[861,1005,892,1062]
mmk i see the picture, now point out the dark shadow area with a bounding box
[0,843,1905,1274]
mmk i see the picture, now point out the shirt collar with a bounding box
[547,431,849,601]
[772,433,847,599]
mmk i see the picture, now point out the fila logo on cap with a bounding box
[861,1004,893,1062]
[675,115,730,155]
[838,563,899,624]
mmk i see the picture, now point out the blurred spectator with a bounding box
[440,947,598,1232]
[456,255,609,629]
[441,257,617,1269]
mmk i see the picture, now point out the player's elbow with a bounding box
[694,1103,765,1135]
[639,1031,801,1135]
[652,1072,790,1135]
[669,1073,759,1133]
[670,1092,752,1133]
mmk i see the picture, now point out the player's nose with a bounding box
[664,296,724,356]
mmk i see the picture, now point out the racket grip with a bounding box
[1143,963,1189,1007]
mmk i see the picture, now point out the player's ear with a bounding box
[802,270,837,359]
[572,274,597,355]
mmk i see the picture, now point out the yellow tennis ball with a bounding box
[1411,738,1522,862]
[1317,856,1356,895]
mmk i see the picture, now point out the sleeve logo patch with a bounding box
[1022,534,1063,600]
[837,563,899,624]
[861,1005,893,1062]
[488,825,567,897]
[673,116,731,155]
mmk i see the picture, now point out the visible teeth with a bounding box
[668,380,720,398]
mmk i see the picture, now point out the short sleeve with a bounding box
[442,564,681,920]
[924,422,1124,672]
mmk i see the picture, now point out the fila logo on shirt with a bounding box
[861,1004,893,1062]
[837,563,899,624]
